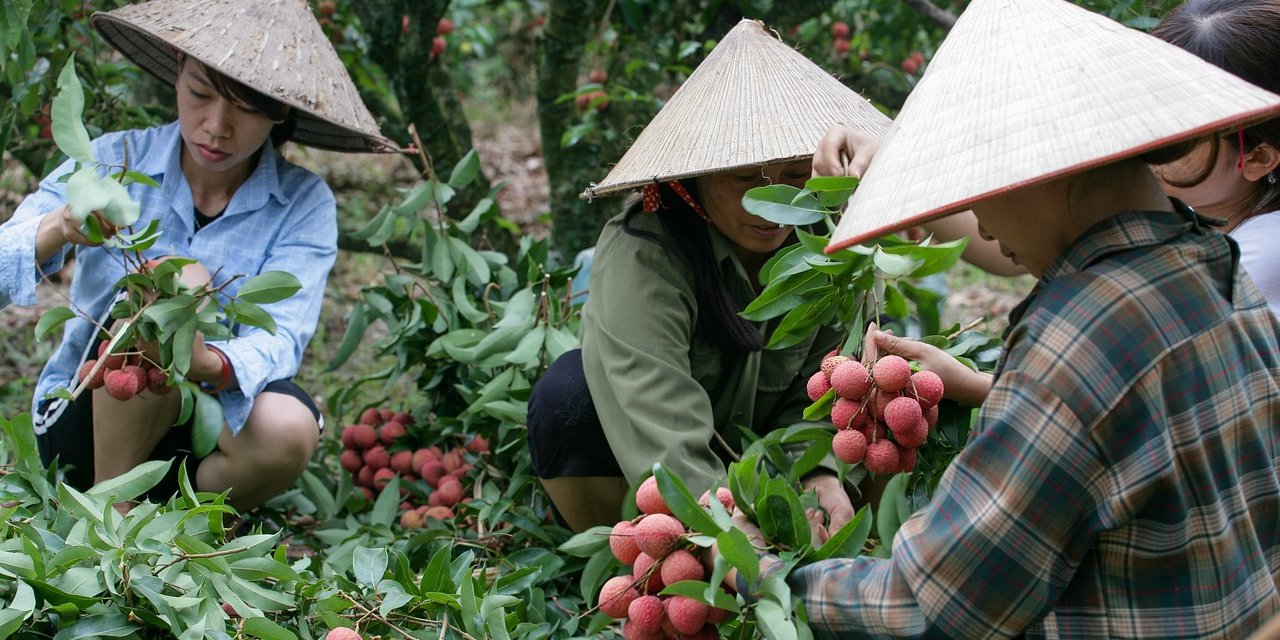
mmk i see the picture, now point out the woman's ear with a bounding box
[1243,142,1280,182]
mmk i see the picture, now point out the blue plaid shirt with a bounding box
[0,122,337,433]
[784,204,1280,638]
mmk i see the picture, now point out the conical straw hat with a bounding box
[582,19,892,199]
[828,0,1280,252]
[92,0,397,153]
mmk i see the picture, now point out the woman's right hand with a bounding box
[35,206,117,264]
[812,124,884,179]
[861,323,992,407]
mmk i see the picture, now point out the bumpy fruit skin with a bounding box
[465,434,489,454]
[79,359,105,390]
[820,354,849,378]
[635,476,671,515]
[833,429,868,464]
[831,360,873,400]
[419,460,447,488]
[430,36,446,59]
[623,621,663,640]
[104,369,141,401]
[806,370,831,401]
[628,595,666,632]
[610,520,642,565]
[864,439,900,474]
[359,408,381,426]
[411,448,436,471]
[659,549,705,585]
[598,575,641,619]
[831,21,850,38]
[390,450,414,474]
[341,425,360,449]
[909,370,945,407]
[351,424,378,449]
[123,365,148,394]
[897,445,918,473]
[432,478,464,507]
[698,487,734,513]
[632,553,665,593]
[146,366,172,394]
[634,514,683,559]
[356,465,374,488]
[707,605,732,624]
[666,596,710,635]
[436,17,454,35]
[830,397,859,430]
[872,355,912,393]
[834,37,851,55]
[884,396,923,433]
[893,416,929,448]
[372,468,396,489]
[923,404,939,429]
[98,341,126,370]
[324,628,362,640]
[400,509,424,530]
[379,421,407,445]
[423,505,453,521]
[339,449,363,473]
[874,390,900,422]
[362,446,390,470]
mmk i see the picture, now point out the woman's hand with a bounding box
[35,206,117,264]
[800,472,856,543]
[862,322,992,406]
[812,125,884,179]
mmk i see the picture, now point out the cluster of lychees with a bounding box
[77,340,171,401]
[806,353,944,475]
[597,477,734,640]
[338,407,489,529]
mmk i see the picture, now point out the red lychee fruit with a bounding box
[623,621,663,640]
[392,411,412,426]
[874,390,900,422]
[430,36,446,59]
[833,429,868,465]
[146,366,172,395]
[351,424,378,449]
[122,365,148,394]
[707,605,732,624]
[610,520,642,565]
[411,448,436,471]
[632,553,665,593]
[864,439,900,474]
[872,355,911,393]
[419,460,447,488]
[820,354,849,378]
[628,595,666,632]
[390,450,414,474]
[465,434,489,454]
[806,370,831,402]
[909,370,944,407]
[378,408,394,422]
[859,420,886,444]
[362,446,390,470]
[423,505,453,521]
[357,486,375,501]
[924,404,939,429]
[893,416,929,448]
[400,509,424,530]
[221,601,239,618]
[830,397,860,430]
[441,449,464,473]
[831,21,850,38]
[339,449,363,473]
[340,425,359,449]
[436,17,454,35]
[659,549,704,586]
[635,476,671,516]
[401,14,410,35]
[575,92,592,111]
[79,359,105,390]
[598,575,640,619]
[883,396,923,433]
[316,1,335,17]
[324,628,361,640]
[831,360,873,400]
[432,478,464,507]
[359,408,380,426]
[588,68,608,84]
[104,369,141,401]
[897,445,918,473]
[634,514,683,559]
[98,341,126,370]
[697,487,734,513]
[356,465,374,488]
[834,37,851,55]
[378,421,406,445]
[373,468,396,490]
[666,596,709,635]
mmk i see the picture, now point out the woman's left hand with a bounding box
[801,472,856,542]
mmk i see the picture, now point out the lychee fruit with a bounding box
[924,404,939,429]
[123,365,148,394]
[390,450,414,474]
[359,408,380,426]
[350,424,378,449]
[632,553,665,593]
[806,370,831,402]
[419,459,447,488]
[872,355,911,393]
[362,445,390,470]
[373,468,396,490]
[430,35,446,59]
[341,425,359,449]
[610,520,642,565]
[357,486,375,501]
[436,17,454,35]
[634,513,683,559]
[440,449,464,473]
[820,354,849,379]
[627,595,666,633]
[324,628,361,640]
[423,505,453,521]
[831,21,850,38]
[697,487,734,513]
[883,396,923,433]
[98,341,126,370]
[666,596,709,635]
[893,416,929,448]
[146,366,172,395]
[864,439,900,475]
[598,575,640,619]
[831,360,873,400]
[78,359,105,390]
[400,509,424,530]
[104,369,141,401]
[465,434,489,454]
[432,478,464,507]
[411,448,437,471]
[635,476,671,516]
[833,429,868,465]
[834,37,851,55]
[379,421,406,445]
[830,397,860,430]
[339,449,363,473]
[392,411,412,426]
[707,606,732,624]
[659,549,704,585]
[874,390,900,422]
[901,54,922,75]
[909,370,944,407]
[623,621,663,640]
[897,445,918,473]
[356,465,375,488]
[316,1,335,17]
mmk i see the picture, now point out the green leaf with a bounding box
[236,271,302,305]
[241,617,297,640]
[370,474,400,527]
[503,325,546,366]
[447,149,481,189]
[754,478,810,551]
[659,580,741,613]
[85,459,171,502]
[350,204,393,241]
[353,546,389,588]
[51,57,94,164]
[228,300,277,334]
[328,302,368,370]
[742,184,827,226]
[653,463,724,536]
[35,306,75,341]
[765,287,839,350]
[802,389,835,422]
[51,613,136,640]
[715,527,758,586]
[191,391,223,458]
[741,271,825,321]
[813,505,872,561]
[115,169,160,188]
[872,248,919,277]
[754,592,799,640]
[875,473,909,553]
[450,236,492,284]
[804,175,860,208]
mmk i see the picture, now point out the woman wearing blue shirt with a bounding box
[0,0,395,509]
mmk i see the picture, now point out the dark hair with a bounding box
[620,180,766,352]
[1151,0,1280,213]
[181,56,298,148]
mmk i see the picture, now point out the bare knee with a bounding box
[238,392,319,471]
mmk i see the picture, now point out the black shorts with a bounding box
[526,349,623,478]
[34,378,320,501]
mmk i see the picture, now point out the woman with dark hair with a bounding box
[526,19,892,531]
[0,0,397,510]
[1149,0,1280,314]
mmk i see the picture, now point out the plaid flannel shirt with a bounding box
[785,203,1280,639]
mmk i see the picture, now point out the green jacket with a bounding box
[581,211,840,494]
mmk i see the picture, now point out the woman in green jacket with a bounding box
[526,19,891,531]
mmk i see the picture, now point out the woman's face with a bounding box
[176,61,277,178]
[697,160,812,260]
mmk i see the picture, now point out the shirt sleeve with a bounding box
[787,371,1108,639]
[0,156,78,308]
[581,227,726,492]
[214,182,337,433]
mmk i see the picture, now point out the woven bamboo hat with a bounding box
[828,0,1280,252]
[92,0,396,153]
[582,19,892,200]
